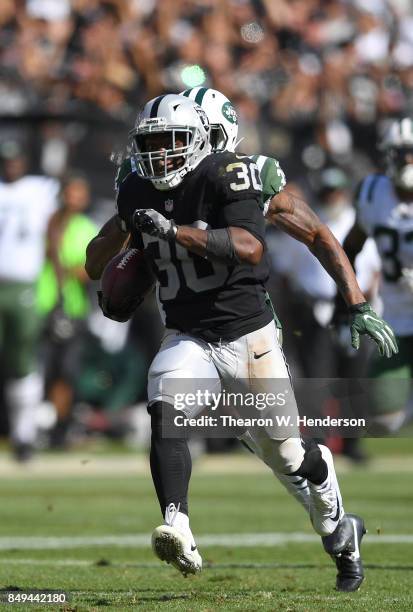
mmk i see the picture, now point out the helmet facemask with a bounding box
[129,95,211,190]
[132,122,192,178]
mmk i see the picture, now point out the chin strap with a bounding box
[152,168,188,191]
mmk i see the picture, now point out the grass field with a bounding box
[0,440,412,611]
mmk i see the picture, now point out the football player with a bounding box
[0,140,59,460]
[338,117,413,433]
[108,93,397,592]
[86,89,397,591]
[85,88,286,280]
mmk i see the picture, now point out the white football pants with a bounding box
[148,320,306,475]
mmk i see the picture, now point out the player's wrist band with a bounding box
[348,301,369,313]
[168,220,178,241]
[205,228,240,265]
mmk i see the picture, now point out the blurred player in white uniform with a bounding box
[0,140,59,460]
[340,118,413,433]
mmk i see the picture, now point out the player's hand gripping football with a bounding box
[133,209,177,241]
[349,302,398,358]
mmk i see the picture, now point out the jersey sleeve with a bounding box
[212,154,266,245]
[218,198,267,246]
[36,176,60,216]
[249,154,286,215]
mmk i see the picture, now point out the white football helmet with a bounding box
[130,94,211,190]
[180,87,238,152]
[381,117,413,190]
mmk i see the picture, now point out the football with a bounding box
[100,248,156,321]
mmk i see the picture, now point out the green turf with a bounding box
[0,449,412,610]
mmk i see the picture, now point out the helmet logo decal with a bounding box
[222,102,237,124]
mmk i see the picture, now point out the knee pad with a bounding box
[256,436,305,474]
[291,439,327,485]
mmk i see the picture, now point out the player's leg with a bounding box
[147,329,220,575]
[2,283,42,461]
[210,321,343,532]
[239,430,310,511]
[367,335,413,434]
[211,320,365,590]
[148,400,201,575]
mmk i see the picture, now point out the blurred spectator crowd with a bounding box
[1,0,413,192]
[1,0,412,459]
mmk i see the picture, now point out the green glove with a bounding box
[349,302,398,358]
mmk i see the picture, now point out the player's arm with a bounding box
[332,220,369,317]
[175,224,263,265]
[133,206,264,266]
[266,189,365,306]
[341,220,369,267]
[266,188,398,357]
[85,215,130,281]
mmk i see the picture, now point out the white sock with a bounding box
[276,472,311,513]
[5,372,43,445]
[164,504,194,540]
[239,431,310,511]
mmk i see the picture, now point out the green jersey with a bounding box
[114,154,286,214]
[249,154,286,213]
[37,214,98,318]
[114,156,136,192]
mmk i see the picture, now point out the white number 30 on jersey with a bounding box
[226,162,262,192]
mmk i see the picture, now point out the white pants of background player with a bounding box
[148,319,341,522]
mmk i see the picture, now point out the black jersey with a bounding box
[116,151,273,341]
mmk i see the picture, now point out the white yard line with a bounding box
[0,532,411,550]
[0,453,412,478]
[0,559,411,572]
